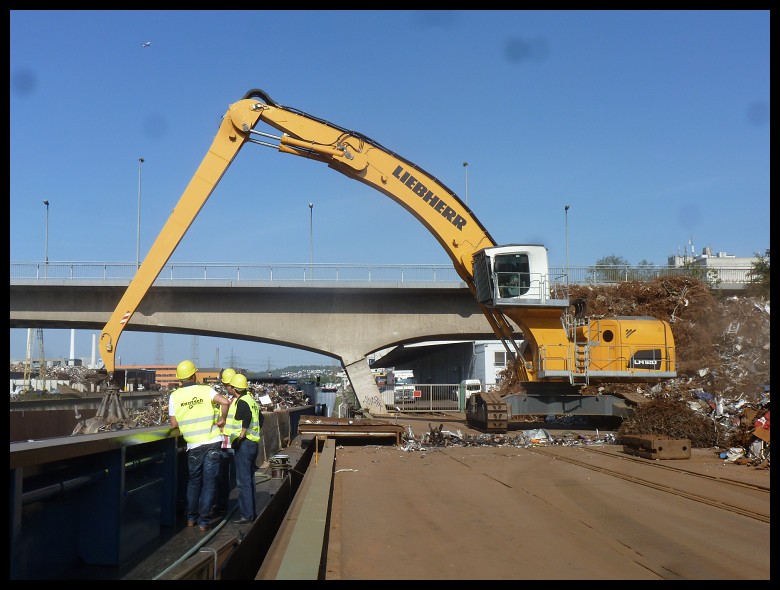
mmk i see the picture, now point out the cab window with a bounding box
[495,254,530,297]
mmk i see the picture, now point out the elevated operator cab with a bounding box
[473,245,568,308]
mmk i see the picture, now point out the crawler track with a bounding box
[529,446,770,523]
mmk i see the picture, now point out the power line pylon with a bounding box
[191,335,200,366]
[36,328,46,388]
[23,328,33,392]
[155,334,165,365]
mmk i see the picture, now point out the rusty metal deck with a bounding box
[621,434,692,460]
[297,417,406,444]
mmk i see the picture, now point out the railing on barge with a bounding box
[9,405,315,580]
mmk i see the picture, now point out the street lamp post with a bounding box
[462,161,469,206]
[564,204,570,284]
[43,199,49,277]
[137,157,144,269]
[308,202,314,279]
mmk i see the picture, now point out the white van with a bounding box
[460,379,482,401]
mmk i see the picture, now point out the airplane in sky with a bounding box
[142,41,151,48]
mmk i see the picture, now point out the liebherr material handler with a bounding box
[98,89,675,432]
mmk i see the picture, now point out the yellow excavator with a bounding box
[97,89,675,431]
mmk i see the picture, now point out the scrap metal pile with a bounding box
[567,277,771,395]
[9,362,112,396]
[494,276,770,463]
[402,422,618,452]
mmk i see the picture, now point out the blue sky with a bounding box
[10,10,770,371]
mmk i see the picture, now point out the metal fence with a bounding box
[380,383,463,412]
[558,265,755,286]
[9,261,756,288]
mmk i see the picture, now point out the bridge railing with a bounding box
[9,261,464,283]
[9,261,755,288]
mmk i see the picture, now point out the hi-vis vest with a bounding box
[225,393,261,443]
[170,383,220,444]
[213,388,231,423]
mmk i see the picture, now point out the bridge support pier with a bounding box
[343,357,386,415]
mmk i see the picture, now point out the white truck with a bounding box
[389,369,416,403]
[460,379,482,401]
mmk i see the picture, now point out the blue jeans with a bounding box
[234,439,259,520]
[186,441,222,527]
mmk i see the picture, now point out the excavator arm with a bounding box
[243,90,497,283]
[99,94,265,374]
[101,88,503,376]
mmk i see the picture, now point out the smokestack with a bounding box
[70,329,76,364]
[91,333,97,367]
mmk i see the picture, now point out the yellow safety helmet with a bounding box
[221,368,236,385]
[230,373,248,391]
[176,359,197,380]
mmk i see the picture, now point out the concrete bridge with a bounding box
[9,278,496,413]
[10,260,752,413]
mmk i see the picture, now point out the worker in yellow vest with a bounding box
[224,373,263,524]
[168,359,231,531]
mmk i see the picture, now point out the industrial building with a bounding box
[369,339,519,390]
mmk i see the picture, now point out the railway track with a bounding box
[529,445,770,523]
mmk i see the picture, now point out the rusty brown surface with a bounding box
[324,412,770,580]
[298,417,406,444]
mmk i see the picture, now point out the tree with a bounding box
[591,254,630,282]
[747,249,770,298]
[595,255,630,267]
[636,258,658,280]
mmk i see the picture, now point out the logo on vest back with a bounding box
[181,396,204,410]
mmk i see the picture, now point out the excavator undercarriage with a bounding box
[465,390,509,433]
[465,380,640,433]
